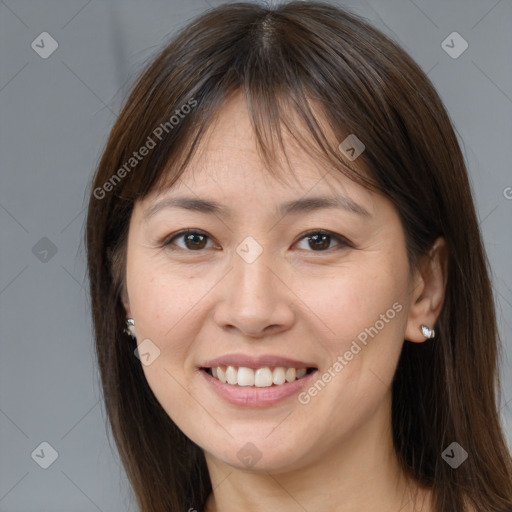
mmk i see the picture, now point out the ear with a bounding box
[121,287,137,338]
[108,245,132,319]
[121,284,132,319]
[405,237,449,343]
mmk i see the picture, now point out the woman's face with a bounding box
[123,95,421,473]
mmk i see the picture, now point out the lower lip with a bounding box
[200,369,317,408]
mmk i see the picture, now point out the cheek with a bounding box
[302,256,408,344]
[298,256,409,406]
[125,258,206,427]
[127,253,203,337]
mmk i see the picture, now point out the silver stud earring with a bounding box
[124,318,136,338]
[420,324,435,339]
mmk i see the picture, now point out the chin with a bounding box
[202,431,311,474]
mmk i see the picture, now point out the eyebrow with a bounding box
[143,194,370,221]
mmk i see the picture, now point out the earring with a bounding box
[420,324,435,339]
[124,318,136,338]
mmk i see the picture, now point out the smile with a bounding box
[204,365,316,387]
[200,365,319,407]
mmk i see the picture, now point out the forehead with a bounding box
[144,93,373,208]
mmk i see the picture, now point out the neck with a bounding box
[203,396,432,512]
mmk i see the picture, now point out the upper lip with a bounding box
[201,353,317,369]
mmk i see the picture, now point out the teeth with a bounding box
[273,367,286,385]
[217,366,227,383]
[209,365,312,387]
[237,367,255,386]
[225,366,237,385]
[255,367,273,387]
[285,368,296,382]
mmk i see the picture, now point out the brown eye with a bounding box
[161,229,353,254]
[307,233,331,251]
[163,230,214,251]
[295,230,352,252]
[182,232,208,250]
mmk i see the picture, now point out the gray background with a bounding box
[1,0,511,510]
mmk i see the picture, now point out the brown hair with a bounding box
[85,2,512,511]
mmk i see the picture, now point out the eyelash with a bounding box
[160,229,354,253]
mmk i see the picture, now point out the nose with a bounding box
[213,250,296,339]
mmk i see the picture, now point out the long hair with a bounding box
[85,2,512,511]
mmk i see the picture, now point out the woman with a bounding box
[85,2,512,511]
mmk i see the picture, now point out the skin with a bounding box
[122,94,448,512]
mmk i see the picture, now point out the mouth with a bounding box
[201,365,317,387]
[199,354,319,407]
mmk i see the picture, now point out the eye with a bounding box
[161,229,352,253]
[162,229,217,251]
[294,230,353,252]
